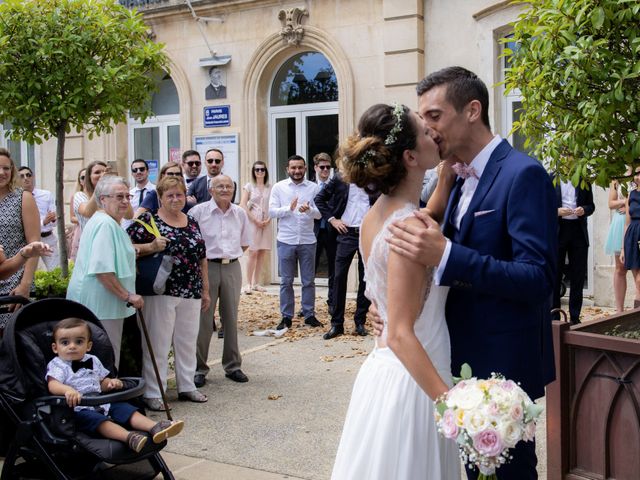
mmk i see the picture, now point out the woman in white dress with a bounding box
[331,103,460,480]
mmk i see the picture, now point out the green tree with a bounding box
[504,0,640,187]
[0,0,169,276]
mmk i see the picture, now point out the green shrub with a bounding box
[33,262,73,298]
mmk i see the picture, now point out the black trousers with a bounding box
[330,229,370,327]
[553,220,588,324]
[315,226,337,312]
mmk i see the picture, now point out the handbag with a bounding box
[134,216,175,296]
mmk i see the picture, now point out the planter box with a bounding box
[547,311,640,480]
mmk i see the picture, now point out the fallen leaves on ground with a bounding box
[236,291,370,343]
[267,394,282,400]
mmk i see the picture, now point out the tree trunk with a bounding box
[55,122,69,277]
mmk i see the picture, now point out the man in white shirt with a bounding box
[19,167,59,270]
[190,175,250,386]
[125,159,155,229]
[316,173,374,339]
[312,153,336,316]
[268,155,323,330]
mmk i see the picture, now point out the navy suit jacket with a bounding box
[441,139,558,399]
[186,175,236,208]
[315,174,379,231]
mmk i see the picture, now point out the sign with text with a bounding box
[204,105,231,128]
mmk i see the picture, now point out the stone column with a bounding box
[382,0,424,106]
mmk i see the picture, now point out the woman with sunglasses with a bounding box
[135,162,189,217]
[68,168,86,260]
[73,161,107,232]
[240,161,272,294]
[67,175,144,368]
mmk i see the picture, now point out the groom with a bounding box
[387,67,557,479]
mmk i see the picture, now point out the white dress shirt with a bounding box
[130,181,156,211]
[269,178,321,245]
[560,180,578,220]
[33,188,56,233]
[435,135,502,283]
[189,199,250,259]
[341,184,370,228]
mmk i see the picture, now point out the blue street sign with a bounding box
[204,105,231,128]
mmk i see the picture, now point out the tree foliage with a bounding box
[0,0,168,141]
[0,0,169,275]
[504,0,640,187]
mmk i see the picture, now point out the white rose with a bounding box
[463,409,490,436]
[498,421,523,449]
[454,385,484,411]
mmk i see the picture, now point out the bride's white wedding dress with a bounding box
[331,204,460,480]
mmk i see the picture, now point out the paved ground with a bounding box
[0,289,615,480]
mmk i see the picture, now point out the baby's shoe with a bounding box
[151,419,185,444]
[127,431,148,452]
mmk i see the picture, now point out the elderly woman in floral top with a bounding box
[128,176,210,411]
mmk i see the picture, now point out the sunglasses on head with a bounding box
[186,161,201,167]
[254,167,266,172]
[131,167,147,173]
[206,158,222,164]
[317,165,331,170]
[19,172,32,178]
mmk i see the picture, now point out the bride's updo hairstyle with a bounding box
[338,103,417,195]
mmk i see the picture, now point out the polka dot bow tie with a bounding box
[452,162,479,180]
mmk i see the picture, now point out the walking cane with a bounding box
[135,307,173,421]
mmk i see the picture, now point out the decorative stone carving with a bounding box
[278,7,308,46]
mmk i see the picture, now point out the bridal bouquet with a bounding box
[434,364,543,480]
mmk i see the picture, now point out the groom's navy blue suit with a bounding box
[441,139,557,479]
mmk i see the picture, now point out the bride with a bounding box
[330,103,460,479]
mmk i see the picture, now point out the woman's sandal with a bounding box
[177,390,208,403]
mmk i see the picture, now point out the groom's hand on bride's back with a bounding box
[387,213,446,267]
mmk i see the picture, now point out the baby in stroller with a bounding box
[47,317,184,452]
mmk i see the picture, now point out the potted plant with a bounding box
[32,262,73,299]
[547,311,640,480]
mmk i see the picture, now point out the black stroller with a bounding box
[0,296,175,479]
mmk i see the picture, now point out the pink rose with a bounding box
[473,428,504,457]
[441,409,459,439]
[501,380,517,391]
[488,401,500,417]
[510,404,524,421]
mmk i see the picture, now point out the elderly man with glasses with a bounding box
[190,175,250,386]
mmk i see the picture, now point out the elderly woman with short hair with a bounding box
[128,175,209,410]
[67,176,144,367]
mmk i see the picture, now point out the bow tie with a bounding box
[71,358,93,373]
[452,162,479,180]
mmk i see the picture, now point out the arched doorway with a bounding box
[127,72,180,183]
[269,51,339,182]
[268,51,339,284]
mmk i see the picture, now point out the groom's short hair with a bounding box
[416,66,491,130]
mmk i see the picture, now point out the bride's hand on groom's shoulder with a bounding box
[387,214,445,267]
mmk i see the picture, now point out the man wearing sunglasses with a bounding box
[312,153,337,317]
[125,159,155,230]
[18,167,59,270]
[186,148,237,208]
[181,150,202,185]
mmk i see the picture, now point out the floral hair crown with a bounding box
[384,103,404,145]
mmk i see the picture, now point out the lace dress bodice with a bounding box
[363,204,452,374]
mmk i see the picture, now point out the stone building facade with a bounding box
[1,0,620,307]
